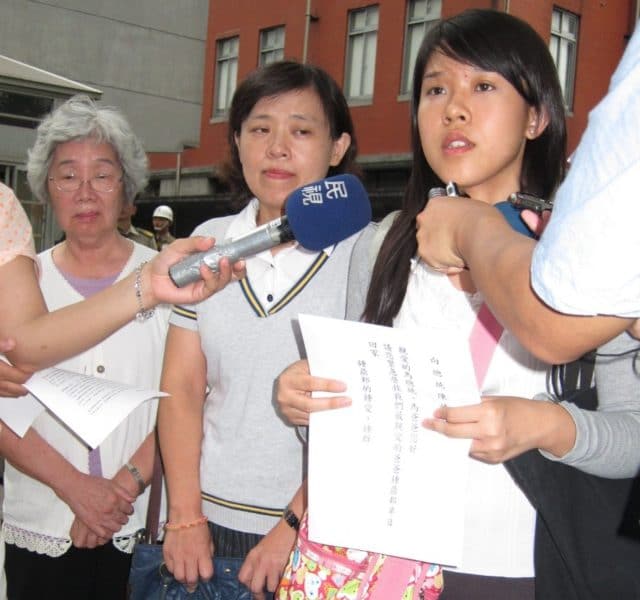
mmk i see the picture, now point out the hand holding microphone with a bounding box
[169,174,372,287]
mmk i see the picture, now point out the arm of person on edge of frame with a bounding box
[415,196,632,364]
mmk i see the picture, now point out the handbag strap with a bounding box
[469,303,504,388]
[144,433,163,543]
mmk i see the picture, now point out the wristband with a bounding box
[164,515,208,531]
[124,461,146,495]
[283,506,300,532]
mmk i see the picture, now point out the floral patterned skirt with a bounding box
[276,511,443,600]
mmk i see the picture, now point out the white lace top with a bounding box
[2,243,169,556]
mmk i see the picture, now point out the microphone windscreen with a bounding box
[285,174,372,250]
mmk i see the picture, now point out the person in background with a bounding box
[0,95,224,600]
[152,204,176,250]
[157,60,359,600]
[118,198,157,250]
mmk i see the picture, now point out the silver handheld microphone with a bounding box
[169,217,293,287]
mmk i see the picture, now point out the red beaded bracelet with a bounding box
[164,515,208,531]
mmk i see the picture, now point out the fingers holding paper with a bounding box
[423,395,576,464]
[0,357,31,397]
[276,359,350,426]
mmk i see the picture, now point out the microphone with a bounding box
[169,174,372,287]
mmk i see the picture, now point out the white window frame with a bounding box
[345,5,379,102]
[213,36,239,118]
[401,0,442,95]
[549,8,579,111]
[259,26,285,66]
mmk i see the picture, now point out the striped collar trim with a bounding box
[240,251,330,318]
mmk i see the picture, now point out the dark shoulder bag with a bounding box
[506,359,640,600]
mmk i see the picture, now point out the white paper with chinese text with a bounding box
[299,314,478,567]
[0,393,45,437]
[0,367,166,448]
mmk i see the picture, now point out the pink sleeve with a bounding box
[0,183,36,267]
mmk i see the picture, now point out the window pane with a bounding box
[260,26,285,66]
[0,91,54,129]
[401,0,441,94]
[402,22,425,93]
[549,8,578,110]
[352,10,366,31]
[346,6,379,100]
[426,0,442,18]
[366,7,379,27]
[409,0,426,20]
[214,36,239,116]
[349,35,365,97]
[362,32,377,97]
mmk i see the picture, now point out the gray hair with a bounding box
[27,94,148,204]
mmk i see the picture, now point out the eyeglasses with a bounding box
[48,172,123,194]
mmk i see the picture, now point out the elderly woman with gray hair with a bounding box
[0,95,178,599]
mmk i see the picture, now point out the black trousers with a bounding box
[5,542,132,600]
[439,571,535,600]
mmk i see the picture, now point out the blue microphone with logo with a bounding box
[169,174,372,287]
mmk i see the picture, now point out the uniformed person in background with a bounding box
[118,200,157,249]
[152,204,176,250]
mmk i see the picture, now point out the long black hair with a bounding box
[363,9,567,326]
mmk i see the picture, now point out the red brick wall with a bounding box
[150,0,633,171]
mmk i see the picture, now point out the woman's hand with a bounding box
[70,517,110,548]
[416,196,475,274]
[276,359,350,426]
[146,236,246,307]
[0,356,31,397]
[163,522,214,593]
[423,396,576,463]
[238,518,297,599]
[56,471,135,539]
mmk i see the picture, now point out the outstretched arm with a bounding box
[415,197,631,363]
[0,238,244,371]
